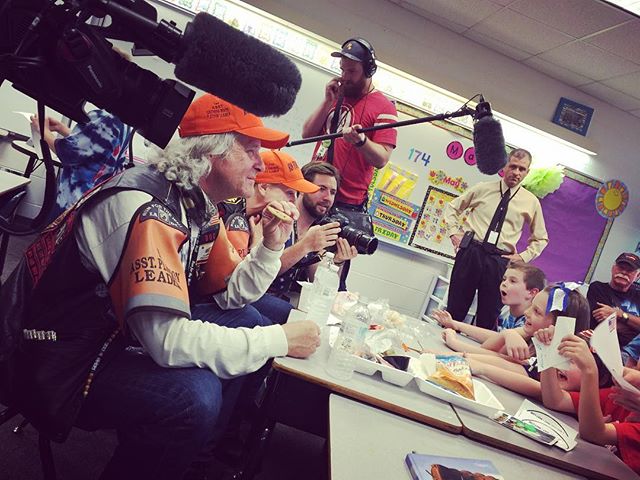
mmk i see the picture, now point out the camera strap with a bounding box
[326,94,344,164]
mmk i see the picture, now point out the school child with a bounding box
[538,333,640,474]
[433,261,545,343]
[443,284,590,398]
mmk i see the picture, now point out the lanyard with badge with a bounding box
[485,185,520,246]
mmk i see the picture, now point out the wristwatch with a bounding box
[622,311,630,324]
[354,136,367,148]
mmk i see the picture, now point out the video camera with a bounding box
[0,0,301,234]
[319,212,378,255]
[0,0,195,148]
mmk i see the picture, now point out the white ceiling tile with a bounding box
[398,2,468,33]
[539,41,640,80]
[602,71,640,99]
[469,8,574,55]
[586,20,640,64]
[579,82,640,110]
[463,29,532,60]
[508,0,632,38]
[400,0,504,28]
[523,56,593,86]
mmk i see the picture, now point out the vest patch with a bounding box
[139,203,187,233]
[227,213,250,232]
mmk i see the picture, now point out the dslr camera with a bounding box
[319,213,378,255]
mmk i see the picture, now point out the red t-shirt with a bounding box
[311,90,397,205]
[569,388,640,474]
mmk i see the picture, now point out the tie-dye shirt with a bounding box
[496,304,526,331]
[53,110,132,219]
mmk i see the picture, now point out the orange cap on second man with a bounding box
[256,150,319,193]
[178,94,289,149]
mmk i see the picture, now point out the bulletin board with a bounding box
[515,168,613,283]
[363,102,504,261]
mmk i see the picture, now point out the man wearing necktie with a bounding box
[443,149,548,330]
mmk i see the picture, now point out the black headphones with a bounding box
[342,37,377,78]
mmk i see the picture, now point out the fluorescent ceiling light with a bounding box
[603,0,640,16]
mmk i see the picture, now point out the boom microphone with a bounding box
[473,97,508,175]
[175,13,302,117]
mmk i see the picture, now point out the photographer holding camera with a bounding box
[268,162,358,298]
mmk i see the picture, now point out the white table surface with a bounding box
[273,310,461,432]
[0,169,30,195]
[329,394,585,480]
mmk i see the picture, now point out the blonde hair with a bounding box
[146,133,237,190]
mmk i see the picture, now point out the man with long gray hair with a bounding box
[0,94,320,479]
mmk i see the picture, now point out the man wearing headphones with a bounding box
[302,37,398,288]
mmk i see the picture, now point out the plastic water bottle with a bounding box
[307,263,340,327]
[310,252,334,296]
[326,299,371,380]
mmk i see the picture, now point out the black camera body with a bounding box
[0,0,194,148]
[319,213,378,255]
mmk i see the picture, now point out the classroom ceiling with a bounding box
[388,0,640,118]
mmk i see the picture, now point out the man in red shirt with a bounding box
[302,37,397,287]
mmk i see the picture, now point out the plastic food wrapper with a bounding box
[376,163,418,200]
[383,308,406,328]
[361,328,404,358]
[331,291,359,317]
[368,298,389,325]
[417,354,475,400]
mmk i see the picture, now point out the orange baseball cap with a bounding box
[178,94,289,148]
[256,150,320,193]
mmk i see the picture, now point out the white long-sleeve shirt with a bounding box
[75,189,288,378]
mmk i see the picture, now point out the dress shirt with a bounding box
[443,179,548,263]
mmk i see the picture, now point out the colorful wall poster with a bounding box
[595,179,629,218]
[368,189,420,244]
[410,186,458,259]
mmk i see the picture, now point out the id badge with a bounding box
[487,230,499,245]
[315,139,331,160]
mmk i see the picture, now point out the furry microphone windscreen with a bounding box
[174,13,302,117]
[473,116,508,175]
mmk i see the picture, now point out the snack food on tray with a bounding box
[419,354,475,400]
[383,308,406,328]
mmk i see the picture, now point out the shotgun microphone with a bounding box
[473,96,508,175]
[175,13,302,117]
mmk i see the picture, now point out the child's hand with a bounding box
[578,329,594,341]
[622,367,640,389]
[432,310,455,329]
[558,335,597,374]
[610,386,640,416]
[503,330,530,361]
[534,325,555,345]
[441,328,458,347]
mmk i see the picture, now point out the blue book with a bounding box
[405,452,504,480]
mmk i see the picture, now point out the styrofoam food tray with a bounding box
[414,377,504,417]
[353,355,414,387]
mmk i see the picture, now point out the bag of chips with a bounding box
[420,354,475,400]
